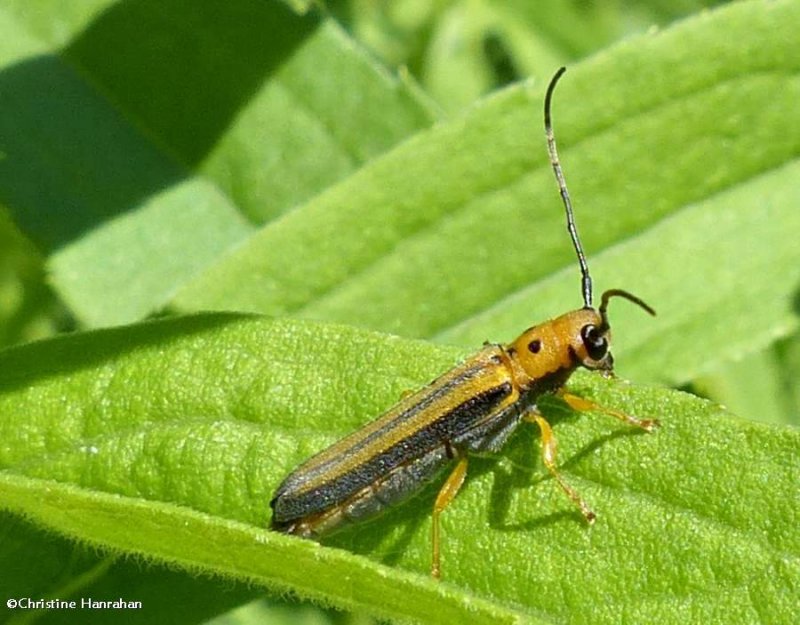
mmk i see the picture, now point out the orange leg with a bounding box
[525,411,596,524]
[559,390,660,432]
[431,455,468,579]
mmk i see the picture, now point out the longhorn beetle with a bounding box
[270,67,658,579]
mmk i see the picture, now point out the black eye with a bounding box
[581,324,608,361]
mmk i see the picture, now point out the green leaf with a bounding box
[0,208,56,347]
[171,0,800,388]
[775,331,800,426]
[419,0,620,112]
[0,1,434,327]
[0,513,261,625]
[692,345,794,427]
[0,314,798,624]
[2,1,799,623]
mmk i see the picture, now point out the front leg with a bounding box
[524,388,658,523]
[558,389,659,432]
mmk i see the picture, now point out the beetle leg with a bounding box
[431,454,468,579]
[559,390,659,432]
[524,410,596,524]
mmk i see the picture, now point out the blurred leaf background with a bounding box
[1,0,798,624]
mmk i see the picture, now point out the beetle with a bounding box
[270,67,657,578]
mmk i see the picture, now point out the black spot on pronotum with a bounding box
[527,339,542,354]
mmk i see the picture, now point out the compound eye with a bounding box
[581,324,608,361]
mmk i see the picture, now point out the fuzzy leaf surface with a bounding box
[0,314,797,624]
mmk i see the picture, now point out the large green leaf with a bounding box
[0,514,260,625]
[0,314,797,624]
[171,0,800,390]
[1,1,799,623]
[0,0,434,327]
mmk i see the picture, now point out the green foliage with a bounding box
[1,315,797,624]
[0,1,798,624]
[169,1,800,393]
[0,0,434,327]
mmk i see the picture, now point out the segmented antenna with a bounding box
[544,67,592,309]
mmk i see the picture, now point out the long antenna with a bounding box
[544,67,592,309]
